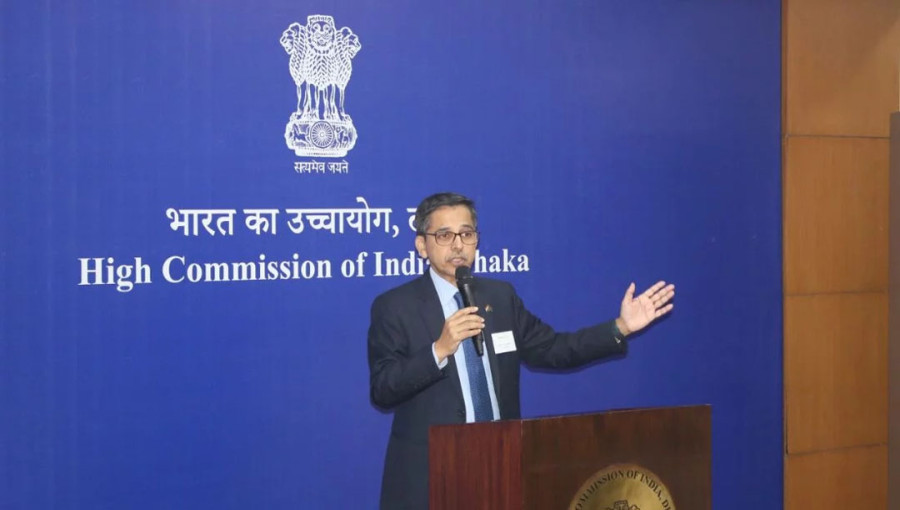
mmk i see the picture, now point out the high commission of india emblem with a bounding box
[280,15,361,157]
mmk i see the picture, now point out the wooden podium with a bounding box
[429,405,710,509]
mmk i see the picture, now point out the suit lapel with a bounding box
[413,273,465,407]
[413,274,444,348]
[481,297,503,416]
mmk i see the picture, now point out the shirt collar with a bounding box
[428,267,459,306]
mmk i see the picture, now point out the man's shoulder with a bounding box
[371,274,427,308]
[474,275,516,294]
[370,272,515,307]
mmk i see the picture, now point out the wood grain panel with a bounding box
[429,407,711,510]
[888,112,900,510]
[785,294,887,454]
[521,407,710,510]
[784,0,900,137]
[785,446,886,510]
[784,137,889,295]
[430,420,523,510]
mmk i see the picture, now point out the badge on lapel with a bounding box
[492,331,516,354]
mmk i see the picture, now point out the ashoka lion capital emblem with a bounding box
[280,15,360,157]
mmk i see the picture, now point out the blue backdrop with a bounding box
[1,1,782,508]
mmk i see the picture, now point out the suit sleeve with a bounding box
[508,284,628,369]
[367,294,445,409]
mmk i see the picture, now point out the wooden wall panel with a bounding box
[783,137,889,295]
[888,112,900,510]
[784,0,900,137]
[785,293,888,453]
[784,0,898,508]
[785,446,886,510]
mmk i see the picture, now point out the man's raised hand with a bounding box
[617,281,675,336]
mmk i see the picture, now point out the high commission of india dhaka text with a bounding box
[78,250,531,293]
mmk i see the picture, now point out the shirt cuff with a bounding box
[432,343,449,369]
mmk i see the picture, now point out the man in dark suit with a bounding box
[368,192,675,509]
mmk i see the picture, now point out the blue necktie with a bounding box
[454,292,493,422]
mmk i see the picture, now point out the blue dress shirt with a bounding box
[429,268,500,422]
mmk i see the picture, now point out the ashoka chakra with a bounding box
[309,121,336,148]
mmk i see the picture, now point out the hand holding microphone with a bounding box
[455,266,485,356]
[432,266,487,361]
[434,305,484,362]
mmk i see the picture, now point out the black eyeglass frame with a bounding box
[419,229,480,246]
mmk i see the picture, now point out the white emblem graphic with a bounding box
[281,15,361,158]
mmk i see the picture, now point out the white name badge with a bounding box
[491,331,517,354]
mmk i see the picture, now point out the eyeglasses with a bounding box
[422,230,479,246]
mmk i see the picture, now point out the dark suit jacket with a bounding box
[368,273,627,509]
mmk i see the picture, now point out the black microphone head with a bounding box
[455,265,477,308]
[455,265,473,282]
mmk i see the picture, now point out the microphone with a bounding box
[455,265,485,356]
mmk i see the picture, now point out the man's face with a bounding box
[414,205,477,286]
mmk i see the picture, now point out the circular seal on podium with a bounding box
[569,464,675,510]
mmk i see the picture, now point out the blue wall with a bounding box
[1,1,782,508]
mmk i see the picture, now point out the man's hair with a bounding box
[413,192,478,234]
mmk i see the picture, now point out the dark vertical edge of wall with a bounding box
[890,111,900,510]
